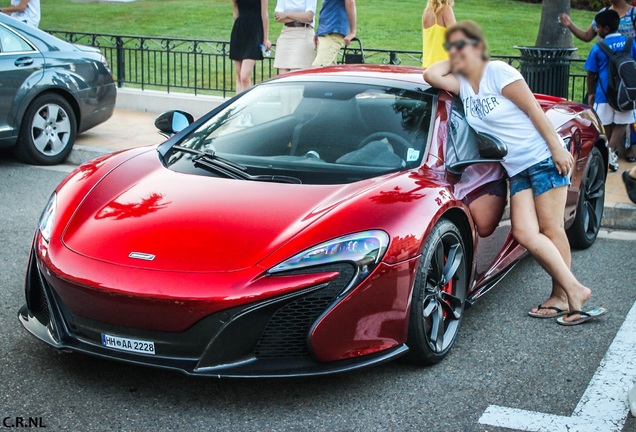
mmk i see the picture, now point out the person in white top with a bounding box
[424,21,605,326]
[274,0,317,74]
[1,0,41,28]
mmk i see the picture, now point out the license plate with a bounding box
[101,333,155,355]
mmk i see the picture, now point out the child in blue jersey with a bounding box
[585,9,636,171]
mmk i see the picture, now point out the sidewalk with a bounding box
[70,109,636,230]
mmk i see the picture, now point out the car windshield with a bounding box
[167,81,435,185]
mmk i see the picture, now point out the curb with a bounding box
[67,145,114,166]
[115,88,225,118]
[601,201,636,231]
[67,145,636,231]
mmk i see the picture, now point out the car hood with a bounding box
[62,151,388,272]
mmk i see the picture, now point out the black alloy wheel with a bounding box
[406,218,468,365]
[567,147,606,250]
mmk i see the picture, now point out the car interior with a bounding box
[174,83,434,176]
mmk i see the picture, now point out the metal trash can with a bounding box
[515,47,577,99]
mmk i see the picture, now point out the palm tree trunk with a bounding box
[535,0,575,48]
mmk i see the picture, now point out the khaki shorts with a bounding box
[312,33,344,67]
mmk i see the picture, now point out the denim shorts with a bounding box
[509,156,571,197]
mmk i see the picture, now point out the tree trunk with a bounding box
[535,0,575,48]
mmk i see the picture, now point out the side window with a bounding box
[0,26,33,54]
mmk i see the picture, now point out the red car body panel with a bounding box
[19,65,607,376]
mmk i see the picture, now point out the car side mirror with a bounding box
[477,132,508,160]
[446,130,508,175]
[155,110,194,136]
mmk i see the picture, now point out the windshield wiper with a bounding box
[171,145,302,184]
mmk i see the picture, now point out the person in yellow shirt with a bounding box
[422,0,456,68]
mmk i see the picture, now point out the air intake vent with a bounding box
[254,264,355,359]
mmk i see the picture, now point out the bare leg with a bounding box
[234,60,243,94]
[529,185,571,315]
[511,188,591,320]
[468,193,505,238]
[278,68,291,75]
[238,59,256,92]
[605,124,615,151]
[609,123,626,154]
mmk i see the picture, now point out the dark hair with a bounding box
[595,9,620,33]
[445,20,490,60]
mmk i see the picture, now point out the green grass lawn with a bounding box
[42,0,597,57]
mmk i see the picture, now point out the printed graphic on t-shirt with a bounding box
[463,96,501,120]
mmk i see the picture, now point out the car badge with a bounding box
[128,252,156,261]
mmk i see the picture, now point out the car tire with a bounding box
[567,147,606,250]
[14,93,77,165]
[405,218,468,365]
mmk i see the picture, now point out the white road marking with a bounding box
[596,229,636,242]
[479,301,636,432]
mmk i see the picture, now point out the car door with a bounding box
[445,98,514,291]
[0,23,44,140]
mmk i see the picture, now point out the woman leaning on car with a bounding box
[273,0,317,74]
[424,21,606,326]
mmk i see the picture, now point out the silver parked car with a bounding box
[0,15,116,164]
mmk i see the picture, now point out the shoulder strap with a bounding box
[624,37,634,53]
[597,39,617,59]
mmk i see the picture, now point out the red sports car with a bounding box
[19,66,608,377]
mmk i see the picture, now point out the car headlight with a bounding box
[38,193,57,242]
[269,231,390,283]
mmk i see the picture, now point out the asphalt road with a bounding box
[1,157,635,432]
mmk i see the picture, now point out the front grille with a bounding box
[254,264,355,359]
[27,258,51,325]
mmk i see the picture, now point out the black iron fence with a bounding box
[47,30,588,101]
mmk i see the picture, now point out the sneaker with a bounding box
[623,170,636,204]
[609,150,620,172]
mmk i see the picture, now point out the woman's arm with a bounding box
[344,0,357,46]
[423,60,460,94]
[275,10,314,23]
[261,0,271,49]
[441,5,456,27]
[1,0,29,13]
[502,80,574,175]
[559,14,596,43]
[232,0,238,21]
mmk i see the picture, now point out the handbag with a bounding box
[341,37,365,64]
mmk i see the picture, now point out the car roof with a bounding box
[274,64,430,87]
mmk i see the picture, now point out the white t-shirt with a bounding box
[10,0,40,28]
[458,61,552,177]
[275,0,317,27]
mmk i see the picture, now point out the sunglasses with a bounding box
[443,39,479,52]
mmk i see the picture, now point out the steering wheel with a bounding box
[359,132,412,159]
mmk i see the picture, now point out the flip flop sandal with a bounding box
[528,305,570,319]
[557,308,607,326]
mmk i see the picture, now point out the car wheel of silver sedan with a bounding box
[15,93,77,165]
